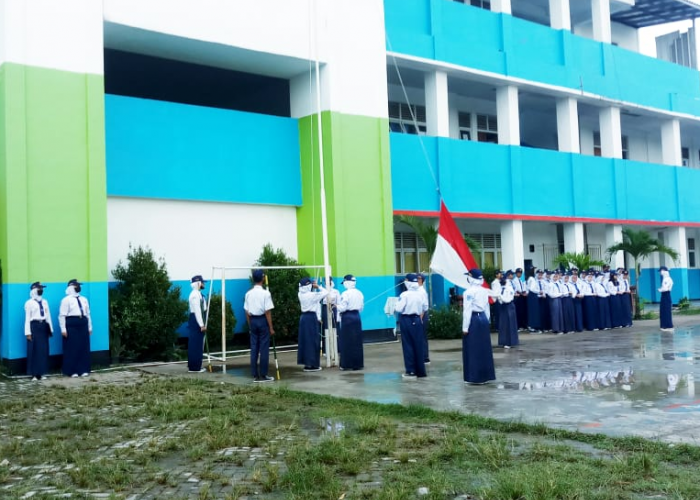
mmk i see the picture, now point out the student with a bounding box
[513,268,528,330]
[297,277,328,372]
[569,273,585,332]
[546,270,564,334]
[59,279,92,378]
[186,275,207,373]
[395,273,428,378]
[497,271,518,348]
[24,282,53,381]
[462,269,501,385]
[527,269,544,333]
[337,274,365,371]
[659,266,674,332]
[244,270,275,382]
[582,272,599,331]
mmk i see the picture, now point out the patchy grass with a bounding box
[676,307,700,316]
[0,375,699,499]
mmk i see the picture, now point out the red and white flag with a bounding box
[430,201,480,289]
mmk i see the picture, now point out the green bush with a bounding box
[677,297,691,310]
[204,292,236,352]
[109,246,188,361]
[255,244,310,342]
[427,305,463,339]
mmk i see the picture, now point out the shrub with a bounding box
[427,305,463,339]
[109,246,188,361]
[204,292,237,352]
[677,297,691,310]
[254,244,310,342]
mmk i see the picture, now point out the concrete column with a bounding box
[599,107,622,159]
[491,0,511,14]
[661,119,682,167]
[564,223,585,254]
[557,97,580,153]
[549,0,571,31]
[591,0,612,44]
[606,224,624,269]
[666,226,689,301]
[424,71,450,138]
[501,220,525,271]
[497,86,520,146]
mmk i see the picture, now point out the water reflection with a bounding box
[497,369,635,392]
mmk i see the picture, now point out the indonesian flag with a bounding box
[429,201,480,290]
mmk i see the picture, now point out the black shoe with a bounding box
[259,376,275,383]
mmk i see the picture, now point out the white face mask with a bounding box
[344,280,356,290]
[300,284,313,293]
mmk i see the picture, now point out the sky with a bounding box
[639,20,694,57]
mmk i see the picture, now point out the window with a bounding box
[689,238,696,268]
[458,112,471,141]
[395,232,431,274]
[466,233,502,269]
[593,132,628,159]
[682,147,690,167]
[452,0,491,8]
[388,101,427,135]
[476,114,498,143]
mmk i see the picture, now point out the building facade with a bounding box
[2,0,700,372]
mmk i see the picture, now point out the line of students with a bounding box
[23,279,93,381]
[523,267,633,334]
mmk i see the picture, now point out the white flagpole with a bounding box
[313,0,335,366]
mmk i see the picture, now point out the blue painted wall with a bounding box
[385,0,700,116]
[1,282,109,360]
[631,268,696,304]
[173,275,397,336]
[391,134,700,224]
[105,95,302,205]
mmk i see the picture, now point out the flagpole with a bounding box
[313,0,335,366]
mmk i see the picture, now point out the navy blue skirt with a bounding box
[498,302,518,347]
[598,297,612,329]
[463,311,495,384]
[298,312,321,368]
[573,298,584,332]
[340,310,364,370]
[561,297,575,333]
[660,291,673,329]
[583,296,598,330]
[62,316,91,376]
[27,321,51,377]
[527,293,541,330]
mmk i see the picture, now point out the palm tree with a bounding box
[606,228,679,319]
[552,252,606,271]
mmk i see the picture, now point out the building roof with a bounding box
[611,0,700,28]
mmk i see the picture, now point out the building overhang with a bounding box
[611,0,700,28]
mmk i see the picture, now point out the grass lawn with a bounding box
[1,374,699,499]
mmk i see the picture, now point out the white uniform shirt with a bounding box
[338,289,364,314]
[244,285,274,316]
[569,279,583,298]
[620,278,631,293]
[418,284,429,307]
[659,275,674,292]
[462,281,501,331]
[529,277,545,295]
[500,281,515,304]
[513,277,527,295]
[395,288,428,316]
[594,282,609,297]
[583,280,597,296]
[546,280,564,299]
[299,285,329,313]
[189,288,206,327]
[606,281,618,296]
[24,298,54,336]
[491,278,502,295]
[59,294,92,332]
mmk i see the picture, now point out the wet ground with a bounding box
[142,316,700,445]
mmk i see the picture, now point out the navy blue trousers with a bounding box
[249,315,270,378]
[660,291,673,329]
[298,312,321,368]
[187,313,204,372]
[27,321,51,377]
[583,296,598,330]
[321,305,337,354]
[621,293,633,327]
[463,311,495,384]
[540,297,551,330]
[573,298,584,332]
[515,295,528,329]
[498,302,519,347]
[609,295,623,328]
[527,293,541,330]
[399,314,426,377]
[340,311,364,370]
[62,316,90,376]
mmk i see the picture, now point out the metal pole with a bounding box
[221,267,226,374]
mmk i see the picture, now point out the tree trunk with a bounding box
[634,260,642,320]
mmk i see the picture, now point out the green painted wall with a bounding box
[0,63,107,284]
[297,112,394,277]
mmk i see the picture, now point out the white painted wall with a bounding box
[107,198,298,281]
[0,0,103,74]
[522,222,558,270]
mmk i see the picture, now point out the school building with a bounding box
[2,0,700,372]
